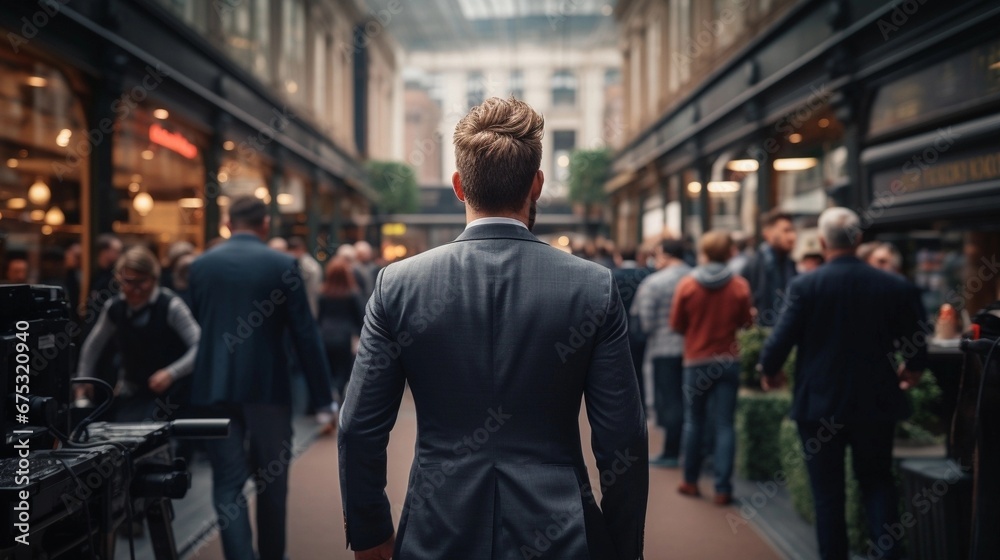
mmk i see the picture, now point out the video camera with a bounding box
[1,285,228,559]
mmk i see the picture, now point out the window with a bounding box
[466,71,485,109]
[604,68,621,87]
[509,70,524,99]
[220,0,271,82]
[156,0,209,32]
[668,0,692,92]
[280,0,307,106]
[312,32,329,122]
[552,130,576,196]
[552,70,577,107]
[713,0,746,51]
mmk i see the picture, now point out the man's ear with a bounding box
[452,171,466,202]
[819,237,828,251]
[530,170,544,201]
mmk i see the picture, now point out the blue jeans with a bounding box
[205,404,293,560]
[682,361,740,494]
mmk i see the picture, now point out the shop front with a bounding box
[112,101,208,253]
[861,33,1000,321]
[0,43,89,289]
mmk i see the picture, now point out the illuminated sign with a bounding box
[382,223,407,236]
[149,123,198,159]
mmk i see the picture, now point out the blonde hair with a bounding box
[453,96,544,213]
[114,246,161,279]
[699,230,734,264]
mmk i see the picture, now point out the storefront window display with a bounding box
[682,168,702,243]
[710,152,758,235]
[0,46,88,286]
[113,103,207,253]
[772,111,845,218]
[216,144,273,238]
[274,169,310,239]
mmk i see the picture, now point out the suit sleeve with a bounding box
[583,271,648,560]
[284,260,334,411]
[759,277,806,376]
[338,268,406,551]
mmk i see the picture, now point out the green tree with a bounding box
[568,149,612,234]
[366,160,419,214]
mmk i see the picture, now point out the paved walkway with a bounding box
[186,392,782,559]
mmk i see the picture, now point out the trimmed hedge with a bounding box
[735,390,792,480]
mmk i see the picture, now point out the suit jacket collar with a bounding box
[230,232,265,244]
[828,254,863,266]
[453,223,548,245]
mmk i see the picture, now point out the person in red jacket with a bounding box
[670,230,753,505]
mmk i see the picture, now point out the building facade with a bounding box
[0,0,400,298]
[611,0,1000,316]
[390,41,622,254]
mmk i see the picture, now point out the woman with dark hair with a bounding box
[317,257,366,410]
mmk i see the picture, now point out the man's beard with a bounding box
[528,200,537,232]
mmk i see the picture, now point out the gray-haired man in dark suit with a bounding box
[339,97,648,560]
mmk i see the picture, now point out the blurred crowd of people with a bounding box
[569,207,924,560]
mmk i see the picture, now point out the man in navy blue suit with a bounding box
[189,196,334,560]
[758,207,928,560]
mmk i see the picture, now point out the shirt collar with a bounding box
[127,286,160,313]
[464,217,528,231]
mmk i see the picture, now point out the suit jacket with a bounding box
[188,233,333,411]
[339,223,648,559]
[759,255,929,423]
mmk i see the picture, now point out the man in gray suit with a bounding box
[339,97,648,560]
[189,196,335,560]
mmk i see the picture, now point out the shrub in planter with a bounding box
[738,326,796,389]
[736,390,792,480]
[897,369,944,445]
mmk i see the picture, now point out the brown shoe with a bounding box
[713,493,733,506]
[677,482,701,497]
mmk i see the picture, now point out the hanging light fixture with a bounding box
[44,206,65,226]
[28,178,51,205]
[133,192,154,216]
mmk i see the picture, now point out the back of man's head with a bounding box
[228,196,268,231]
[660,239,685,261]
[453,97,544,214]
[699,230,733,264]
[818,207,862,250]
